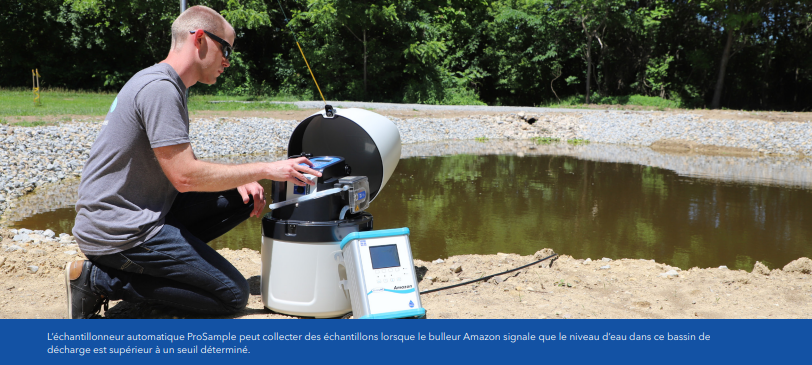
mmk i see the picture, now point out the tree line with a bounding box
[2,0,811,110]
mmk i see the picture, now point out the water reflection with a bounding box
[368,154,812,271]
[8,142,812,271]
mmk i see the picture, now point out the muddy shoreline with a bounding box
[1,228,810,319]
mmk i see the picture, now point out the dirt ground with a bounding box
[2,228,810,319]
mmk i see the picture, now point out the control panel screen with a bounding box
[369,244,400,269]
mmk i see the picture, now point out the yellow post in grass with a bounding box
[32,69,41,106]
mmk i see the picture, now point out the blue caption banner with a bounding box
[0,319,805,364]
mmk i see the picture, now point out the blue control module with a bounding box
[300,156,344,171]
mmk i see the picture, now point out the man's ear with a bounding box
[191,29,205,51]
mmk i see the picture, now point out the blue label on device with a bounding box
[357,191,366,200]
[298,156,342,170]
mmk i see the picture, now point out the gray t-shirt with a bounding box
[74,63,189,256]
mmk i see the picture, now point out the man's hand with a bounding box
[266,157,322,186]
[154,143,323,195]
[237,181,266,218]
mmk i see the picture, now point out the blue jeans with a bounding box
[86,189,252,314]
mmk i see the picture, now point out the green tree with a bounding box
[481,0,566,106]
[695,0,764,109]
[556,0,626,104]
[3,0,812,110]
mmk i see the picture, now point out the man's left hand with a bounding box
[237,181,265,218]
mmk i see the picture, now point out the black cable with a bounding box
[419,253,558,295]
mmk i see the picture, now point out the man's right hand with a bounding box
[266,157,322,186]
[154,143,323,193]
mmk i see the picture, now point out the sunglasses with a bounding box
[190,30,232,59]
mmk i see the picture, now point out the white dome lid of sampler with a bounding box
[287,108,401,202]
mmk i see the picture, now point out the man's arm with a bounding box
[153,143,321,193]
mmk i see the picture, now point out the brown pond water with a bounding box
[8,152,812,271]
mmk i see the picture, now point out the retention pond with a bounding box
[6,140,812,271]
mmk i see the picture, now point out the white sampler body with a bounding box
[339,228,425,319]
[260,235,352,318]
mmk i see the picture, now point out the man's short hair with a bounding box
[171,5,229,50]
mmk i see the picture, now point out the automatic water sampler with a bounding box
[260,107,425,319]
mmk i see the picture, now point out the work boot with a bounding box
[64,260,108,319]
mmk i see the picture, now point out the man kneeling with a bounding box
[65,5,320,318]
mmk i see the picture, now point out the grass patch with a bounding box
[0,88,116,117]
[567,138,590,145]
[187,98,298,112]
[533,137,560,144]
[0,88,300,118]
[544,94,681,110]
[475,136,489,142]
[0,115,58,128]
[186,93,301,112]
[13,121,53,127]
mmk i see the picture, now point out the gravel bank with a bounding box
[3,108,812,221]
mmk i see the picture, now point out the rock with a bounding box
[4,245,23,253]
[752,261,771,275]
[450,265,462,273]
[43,229,55,238]
[659,270,679,278]
[27,266,39,274]
[432,258,444,264]
[0,256,5,267]
[533,248,556,268]
[718,265,728,270]
[414,265,428,281]
[601,257,612,262]
[425,276,437,283]
[64,250,77,255]
[533,248,555,259]
[12,234,30,242]
[583,258,592,265]
[782,257,812,274]
[600,265,611,270]
[489,276,505,284]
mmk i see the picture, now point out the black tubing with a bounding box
[419,253,558,295]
